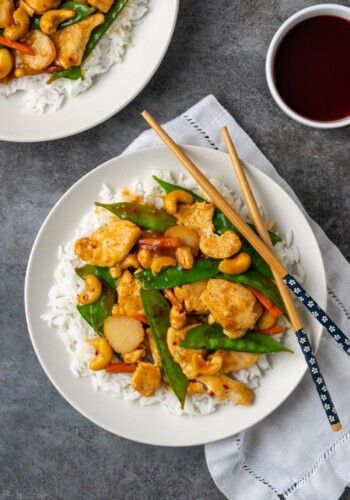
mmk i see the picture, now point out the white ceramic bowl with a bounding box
[266,4,350,128]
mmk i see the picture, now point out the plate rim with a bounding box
[0,0,179,143]
[25,145,327,446]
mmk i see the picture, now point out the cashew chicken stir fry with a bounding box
[0,0,125,83]
[74,178,292,410]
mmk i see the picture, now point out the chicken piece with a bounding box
[19,30,56,70]
[52,13,104,69]
[167,324,206,380]
[201,279,263,339]
[209,350,260,374]
[26,0,61,14]
[174,280,209,315]
[75,219,141,267]
[146,328,161,367]
[111,270,144,317]
[87,0,113,13]
[187,382,205,395]
[198,374,253,406]
[131,362,161,397]
[199,231,242,259]
[0,0,14,28]
[174,202,215,239]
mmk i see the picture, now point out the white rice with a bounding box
[0,0,148,113]
[41,171,304,416]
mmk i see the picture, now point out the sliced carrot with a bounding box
[256,325,285,335]
[133,314,149,325]
[0,36,34,55]
[163,288,183,312]
[105,363,137,373]
[138,237,181,248]
[245,285,283,318]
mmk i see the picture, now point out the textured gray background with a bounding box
[1,0,349,499]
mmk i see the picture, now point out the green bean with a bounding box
[95,202,176,232]
[135,258,220,290]
[180,323,292,354]
[140,289,188,408]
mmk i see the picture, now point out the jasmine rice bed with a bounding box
[41,171,304,416]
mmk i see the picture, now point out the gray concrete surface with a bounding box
[1,0,349,499]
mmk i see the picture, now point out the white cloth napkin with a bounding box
[124,95,350,500]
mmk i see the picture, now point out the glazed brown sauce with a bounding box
[274,15,350,121]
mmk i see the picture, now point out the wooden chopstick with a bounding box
[141,110,350,364]
[221,126,342,432]
[142,110,287,277]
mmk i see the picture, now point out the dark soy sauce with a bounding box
[274,15,350,122]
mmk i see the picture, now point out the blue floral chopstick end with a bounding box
[295,328,340,427]
[283,274,350,356]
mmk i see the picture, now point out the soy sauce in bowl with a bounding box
[274,15,350,122]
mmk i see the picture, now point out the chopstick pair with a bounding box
[141,110,347,431]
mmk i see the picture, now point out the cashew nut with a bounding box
[151,256,177,274]
[257,309,276,330]
[192,353,223,375]
[137,247,153,269]
[170,306,186,329]
[165,225,199,255]
[176,246,194,270]
[199,230,242,259]
[40,8,75,35]
[163,190,193,215]
[0,48,13,80]
[218,252,251,275]
[4,8,30,41]
[19,0,35,17]
[77,274,102,305]
[89,338,114,371]
[110,253,139,278]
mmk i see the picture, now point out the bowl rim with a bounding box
[265,3,350,129]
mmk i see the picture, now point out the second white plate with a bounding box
[25,146,326,446]
[0,0,178,142]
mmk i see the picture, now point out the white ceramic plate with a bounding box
[25,146,326,446]
[0,0,178,142]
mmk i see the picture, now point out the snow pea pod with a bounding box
[83,0,128,59]
[140,289,188,408]
[135,258,220,290]
[47,66,82,84]
[76,264,119,289]
[77,283,115,335]
[95,201,176,232]
[30,3,96,30]
[180,323,292,354]
[153,176,279,278]
[216,270,288,318]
